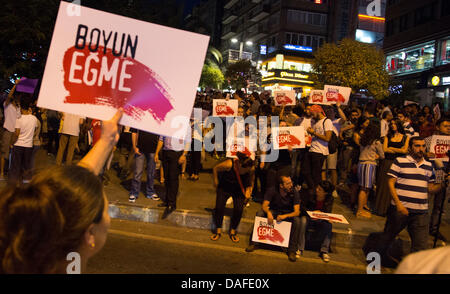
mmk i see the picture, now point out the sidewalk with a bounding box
[2,148,449,251]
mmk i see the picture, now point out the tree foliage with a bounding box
[224,60,259,91]
[311,38,390,100]
[200,64,224,89]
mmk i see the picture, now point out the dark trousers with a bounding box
[9,146,33,184]
[190,139,202,175]
[430,188,448,234]
[162,150,182,208]
[47,129,59,154]
[302,152,326,190]
[249,209,301,253]
[380,205,429,254]
[214,187,246,231]
[291,148,308,186]
[298,216,332,253]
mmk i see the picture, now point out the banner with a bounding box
[213,99,238,117]
[430,135,450,162]
[272,126,305,150]
[309,90,326,105]
[307,211,349,224]
[37,2,209,139]
[324,85,351,105]
[434,104,441,120]
[251,216,292,248]
[273,90,296,106]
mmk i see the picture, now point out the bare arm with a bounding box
[388,177,408,216]
[277,204,300,221]
[212,159,232,188]
[78,110,123,175]
[262,200,275,225]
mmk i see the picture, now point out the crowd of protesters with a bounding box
[1,79,449,272]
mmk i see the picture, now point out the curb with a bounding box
[108,203,370,249]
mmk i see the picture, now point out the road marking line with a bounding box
[109,229,367,272]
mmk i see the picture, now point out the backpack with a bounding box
[323,119,338,154]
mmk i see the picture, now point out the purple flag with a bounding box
[16,78,39,94]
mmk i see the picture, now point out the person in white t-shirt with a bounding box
[56,112,85,165]
[9,98,37,184]
[303,105,333,195]
[0,80,21,180]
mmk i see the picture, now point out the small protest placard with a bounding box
[272,126,305,150]
[307,211,349,224]
[430,135,450,162]
[273,90,296,106]
[309,90,326,105]
[213,99,238,117]
[251,216,292,248]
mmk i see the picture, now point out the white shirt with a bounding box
[14,114,38,148]
[381,119,389,137]
[310,117,333,156]
[61,113,84,136]
[396,246,450,274]
[3,101,21,132]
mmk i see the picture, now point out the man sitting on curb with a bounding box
[246,175,302,262]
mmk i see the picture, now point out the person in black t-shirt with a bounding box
[246,175,302,262]
[128,129,160,203]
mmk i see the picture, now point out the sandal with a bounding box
[210,232,222,241]
[229,232,240,243]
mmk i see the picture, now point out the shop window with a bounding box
[437,38,450,66]
[386,42,435,75]
[286,33,291,44]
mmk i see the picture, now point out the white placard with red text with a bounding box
[213,99,238,117]
[323,85,351,105]
[226,135,256,160]
[307,211,349,224]
[37,2,209,139]
[251,217,292,248]
[273,90,296,106]
[430,135,450,162]
[272,126,305,150]
[309,90,327,105]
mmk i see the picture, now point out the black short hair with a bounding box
[436,117,450,127]
[409,136,425,148]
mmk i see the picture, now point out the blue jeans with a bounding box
[298,216,332,253]
[130,152,156,197]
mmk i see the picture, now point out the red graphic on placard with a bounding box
[230,144,252,158]
[326,91,346,103]
[276,94,293,105]
[257,226,284,244]
[311,93,324,103]
[311,213,342,223]
[434,144,449,158]
[215,105,235,116]
[62,46,174,122]
[277,134,301,148]
[305,135,312,146]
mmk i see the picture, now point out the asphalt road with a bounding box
[86,219,393,275]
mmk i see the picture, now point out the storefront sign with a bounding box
[272,126,305,150]
[431,76,440,86]
[261,69,313,85]
[37,2,209,138]
[213,99,238,117]
[260,45,267,55]
[252,216,292,248]
[283,44,313,52]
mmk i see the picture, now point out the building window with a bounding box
[437,37,450,66]
[286,33,291,44]
[285,32,325,49]
[414,2,437,26]
[386,42,435,75]
[287,9,327,27]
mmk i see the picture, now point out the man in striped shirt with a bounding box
[381,137,444,253]
[397,111,416,137]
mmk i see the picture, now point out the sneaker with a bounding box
[128,195,137,203]
[296,250,302,258]
[146,193,160,201]
[320,252,330,263]
[245,244,257,252]
[288,251,297,262]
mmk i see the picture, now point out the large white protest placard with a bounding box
[430,135,450,162]
[37,2,209,139]
[324,85,351,105]
[251,217,292,248]
[272,126,305,150]
[307,211,349,224]
[213,99,238,117]
[273,90,296,106]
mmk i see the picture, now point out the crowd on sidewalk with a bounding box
[1,80,449,271]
